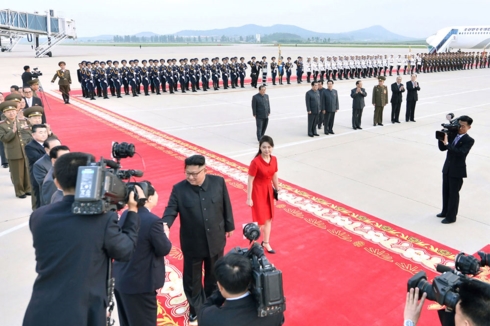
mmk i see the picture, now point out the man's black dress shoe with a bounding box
[411,120,416,122]
[357,127,362,130]
[17,194,27,199]
[441,219,455,224]
[313,133,320,136]
[436,213,446,218]
[2,164,8,168]
[308,134,314,137]
[378,123,383,126]
[25,192,31,196]
[329,130,334,134]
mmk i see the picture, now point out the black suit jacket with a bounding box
[252,93,271,119]
[23,195,140,326]
[25,140,46,174]
[163,175,234,258]
[350,88,367,110]
[198,294,284,326]
[406,81,420,101]
[390,83,405,103]
[114,207,172,294]
[305,89,321,114]
[41,167,57,207]
[438,133,475,178]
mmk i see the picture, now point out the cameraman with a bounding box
[437,115,475,224]
[113,181,172,326]
[23,152,143,326]
[198,254,284,326]
[22,65,42,87]
[404,279,490,326]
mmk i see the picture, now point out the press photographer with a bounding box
[405,252,490,326]
[198,223,285,326]
[22,65,43,87]
[436,115,475,224]
[22,152,144,326]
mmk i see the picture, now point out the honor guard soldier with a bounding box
[106,60,116,96]
[194,58,201,90]
[133,59,142,94]
[111,61,123,98]
[140,60,150,96]
[120,60,130,95]
[220,58,229,89]
[396,55,402,75]
[311,56,319,82]
[372,76,388,126]
[84,62,96,100]
[92,60,102,97]
[171,59,179,93]
[319,56,326,82]
[326,56,333,80]
[0,101,32,198]
[77,62,88,98]
[388,55,394,76]
[248,56,259,88]
[285,57,293,84]
[403,55,408,75]
[332,56,338,80]
[260,56,268,86]
[127,61,139,97]
[238,57,247,88]
[229,57,238,88]
[270,57,278,85]
[305,56,312,82]
[382,55,389,77]
[295,56,303,83]
[165,59,174,94]
[178,59,187,93]
[99,61,109,99]
[211,58,219,91]
[277,56,284,85]
[51,61,72,104]
[200,58,208,91]
[159,59,168,93]
[189,58,198,92]
[150,60,161,95]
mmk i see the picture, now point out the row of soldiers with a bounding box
[76,51,487,98]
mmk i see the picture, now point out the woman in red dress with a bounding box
[246,135,279,253]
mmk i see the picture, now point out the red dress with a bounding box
[248,155,278,225]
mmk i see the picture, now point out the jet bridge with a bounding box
[0,9,76,57]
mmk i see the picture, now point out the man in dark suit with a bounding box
[350,80,367,130]
[321,79,340,135]
[305,81,321,137]
[39,145,70,207]
[21,65,42,87]
[252,86,271,142]
[114,181,172,326]
[437,116,475,224]
[25,128,57,210]
[390,76,405,123]
[317,81,325,130]
[23,152,143,326]
[24,87,46,123]
[406,74,420,122]
[198,254,284,326]
[163,155,235,323]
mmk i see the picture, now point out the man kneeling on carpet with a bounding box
[403,279,490,326]
[198,253,284,326]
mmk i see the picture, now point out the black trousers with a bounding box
[391,101,402,122]
[441,174,464,222]
[406,100,417,121]
[324,111,336,132]
[256,118,269,141]
[115,290,157,326]
[317,111,324,128]
[0,142,7,165]
[183,253,222,316]
[307,113,319,136]
[352,109,363,128]
[251,73,258,87]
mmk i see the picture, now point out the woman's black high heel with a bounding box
[261,241,276,254]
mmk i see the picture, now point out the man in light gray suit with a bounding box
[350,80,367,130]
[251,85,271,142]
[40,145,70,206]
[305,81,321,137]
[321,80,340,135]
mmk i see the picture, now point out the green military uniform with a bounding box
[51,65,72,104]
[0,101,31,198]
[28,79,40,98]
[372,76,389,126]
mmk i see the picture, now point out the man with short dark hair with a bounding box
[40,145,69,207]
[32,137,63,206]
[406,74,420,122]
[163,155,235,324]
[10,85,21,95]
[437,115,475,224]
[351,80,367,130]
[305,81,321,137]
[198,254,284,326]
[114,181,172,326]
[22,66,42,87]
[23,152,143,326]
[252,86,271,142]
[390,76,405,123]
[24,86,45,123]
[321,79,340,135]
[51,61,72,104]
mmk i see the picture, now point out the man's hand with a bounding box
[45,123,52,135]
[308,111,311,114]
[322,110,326,114]
[226,231,234,238]
[163,223,170,238]
[404,288,427,325]
[12,121,18,133]
[253,115,256,118]
[443,133,448,145]
[336,110,339,112]
[127,185,145,212]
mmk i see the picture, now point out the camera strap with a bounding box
[106,260,116,326]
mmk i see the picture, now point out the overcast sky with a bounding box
[7,0,490,38]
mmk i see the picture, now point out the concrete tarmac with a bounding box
[1,44,489,325]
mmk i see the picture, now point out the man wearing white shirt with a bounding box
[23,87,45,123]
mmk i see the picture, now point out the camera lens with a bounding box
[112,142,135,159]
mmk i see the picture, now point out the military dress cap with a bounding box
[5,93,23,102]
[287,57,291,59]
[100,61,106,65]
[271,56,276,59]
[121,59,127,63]
[262,56,266,59]
[298,56,302,59]
[251,56,256,59]
[167,59,172,63]
[94,60,99,63]
[23,105,44,118]
[86,61,92,65]
[134,59,139,62]
[113,60,119,64]
[128,60,133,63]
[0,101,18,113]
[27,79,39,86]
[142,60,147,63]
[240,57,245,60]
[106,60,112,63]
[378,76,386,81]
[160,59,165,61]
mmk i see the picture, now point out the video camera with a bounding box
[230,223,286,317]
[407,251,490,311]
[72,142,146,215]
[32,67,43,76]
[435,113,461,141]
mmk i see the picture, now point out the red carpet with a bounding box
[42,91,464,325]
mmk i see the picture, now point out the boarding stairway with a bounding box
[426,28,458,54]
[0,9,76,57]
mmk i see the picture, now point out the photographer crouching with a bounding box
[198,253,285,326]
[436,115,475,224]
[23,152,144,326]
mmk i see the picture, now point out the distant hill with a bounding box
[174,24,416,42]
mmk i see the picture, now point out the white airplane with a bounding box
[426,26,490,53]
